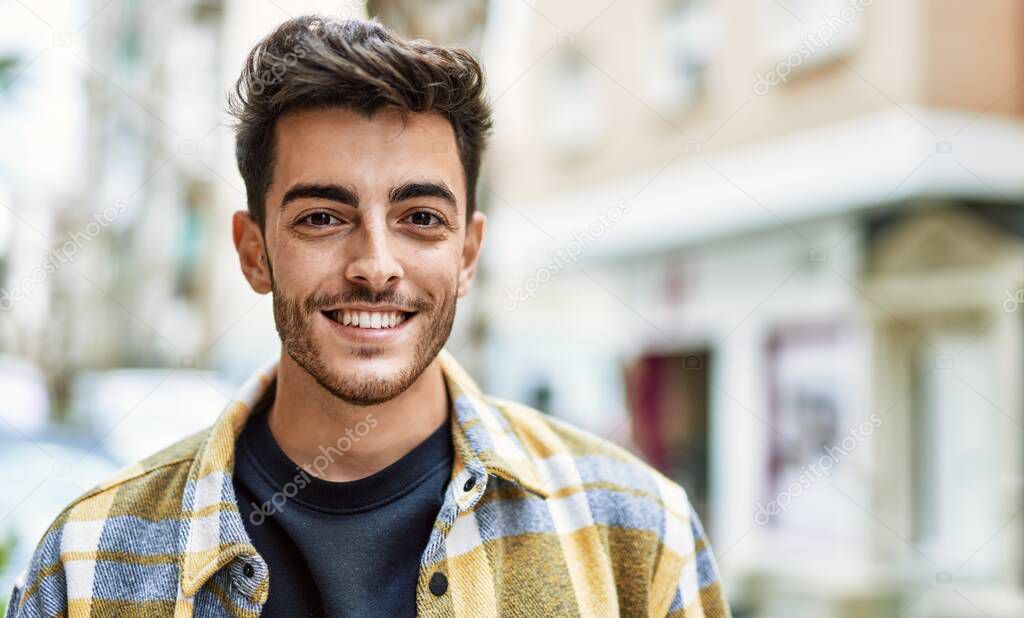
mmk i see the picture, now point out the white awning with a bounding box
[487,107,1024,264]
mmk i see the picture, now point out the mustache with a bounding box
[302,286,434,314]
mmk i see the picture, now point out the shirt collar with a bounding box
[178,348,550,599]
[435,349,551,499]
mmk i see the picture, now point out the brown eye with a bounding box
[303,212,340,226]
[408,211,440,227]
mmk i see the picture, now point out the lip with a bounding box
[320,309,415,344]
[321,304,414,313]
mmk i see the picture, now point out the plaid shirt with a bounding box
[7,349,730,617]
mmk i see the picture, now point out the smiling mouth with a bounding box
[322,309,415,330]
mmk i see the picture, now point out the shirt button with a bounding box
[242,563,255,578]
[463,476,476,492]
[429,572,448,596]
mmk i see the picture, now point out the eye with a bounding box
[300,212,342,227]
[405,210,443,227]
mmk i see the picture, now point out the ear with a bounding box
[457,211,486,298]
[232,210,272,294]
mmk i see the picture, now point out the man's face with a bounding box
[234,107,485,405]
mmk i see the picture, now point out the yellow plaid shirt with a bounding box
[7,349,731,617]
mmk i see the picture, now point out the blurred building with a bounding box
[479,0,1024,616]
[0,0,89,402]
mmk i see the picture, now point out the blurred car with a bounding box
[0,431,120,601]
[69,368,238,465]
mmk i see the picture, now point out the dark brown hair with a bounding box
[228,15,493,229]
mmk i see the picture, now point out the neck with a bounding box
[267,352,449,482]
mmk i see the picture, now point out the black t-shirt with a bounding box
[233,381,454,617]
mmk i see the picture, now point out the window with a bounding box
[542,51,606,155]
[759,0,866,77]
[651,0,717,108]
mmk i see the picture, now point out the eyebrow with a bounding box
[389,181,458,209]
[279,180,458,212]
[280,183,359,210]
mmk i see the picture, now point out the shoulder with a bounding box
[486,395,692,521]
[58,427,209,525]
[484,397,723,614]
[6,429,209,614]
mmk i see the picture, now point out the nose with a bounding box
[344,218,403,290]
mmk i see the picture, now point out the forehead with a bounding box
[271,107,465,202]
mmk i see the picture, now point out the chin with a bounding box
[336,352,407,379]
[316,350,421,405]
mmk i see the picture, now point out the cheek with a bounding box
[275,244,339,290]
[403,245,462,291]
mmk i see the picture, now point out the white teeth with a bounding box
[335,309,408,329]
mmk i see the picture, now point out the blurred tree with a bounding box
[0,54,22,95]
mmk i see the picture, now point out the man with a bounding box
[7,16,730,617]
